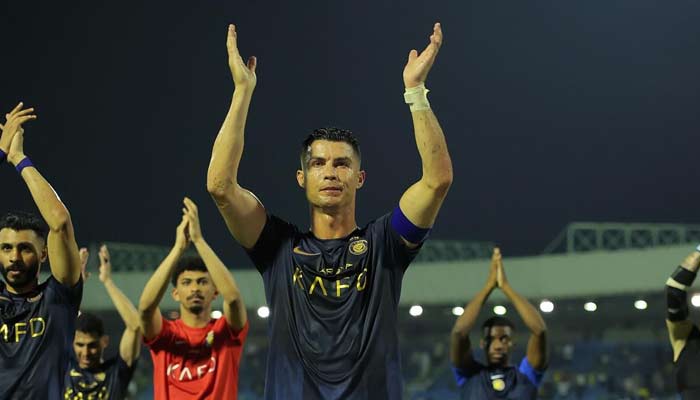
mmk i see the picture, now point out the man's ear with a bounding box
[40,246,48,263]
[171,287,180,302]
[479,339,486,350]
[296,170,305,188]
[356,170,366,189]
[100,335,110,349]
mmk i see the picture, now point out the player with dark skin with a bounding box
[450,248,548,399]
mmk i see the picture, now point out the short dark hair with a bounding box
[76,312,104,337]
[171,256,208,287]
[300,127,361,168]
[0,211,48,242]
[482,316,515,337]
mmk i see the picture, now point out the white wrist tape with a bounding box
[404,84,431,112]
[696,243,700,253]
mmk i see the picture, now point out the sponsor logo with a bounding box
[293,246,321,256]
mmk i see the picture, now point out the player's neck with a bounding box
[179,306,211,328]
[5,279,38,295]
[309,205,357,239]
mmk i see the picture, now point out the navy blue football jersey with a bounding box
[247,211,420,400]
[453,357,545,400]
[63,356,136,400]
[0,276,82,399]
[675,324,700,399]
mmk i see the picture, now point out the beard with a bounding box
[0,259,40,290]
[187,305,205,314]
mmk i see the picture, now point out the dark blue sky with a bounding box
[3,0,700,266]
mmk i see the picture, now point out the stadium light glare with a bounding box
[692,294,700,308]
[210,310,223,319]
[584,302,597,312]
[257,306,270,318]
[634,300,648,310]
[539,300,554,313]
[409,305,423,317]
[452,306,464,316]
[493,305,507,315]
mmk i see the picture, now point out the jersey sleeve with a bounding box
[216,317,250,344]
[46,276,83,311]
[376,211,422,270]
[245,214,296,273]
[451,362,484,387]
[115,355,137,389]
[518,356,546,387]
[144,318,176,350]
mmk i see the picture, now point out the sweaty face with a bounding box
[483,326,514,367]
[0,228,45,293]
[73,331,106,369]
[173,270,217,315]
[297,140,365,211]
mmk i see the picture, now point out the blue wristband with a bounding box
[0,149,6,163]
[15,157,34,174]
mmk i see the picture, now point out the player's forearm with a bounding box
[104,279,141,331]
[666,250,700,322]
[452,285,493,337]
[192,237,242,304]
[411,111,453,193]
[207,89,254,198]
[13,164,72,233]
[138,247,184,314]
[501,283,547,335]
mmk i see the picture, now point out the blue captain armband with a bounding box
[391,206,431,244]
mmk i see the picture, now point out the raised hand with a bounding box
[227,24,257,90]
[486,247,499,290]
[494,248,508,288]
[98,244,112,283]
[182,197,203,242]
[0,102,35,157]
[79,248,91,281]
[174,215,190,252]
[403,23,443,88]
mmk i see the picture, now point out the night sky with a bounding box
[3,1,700,267]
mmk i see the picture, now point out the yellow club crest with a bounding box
[206,331,215,347]
[492,378,506,391]
[349,239,368,256]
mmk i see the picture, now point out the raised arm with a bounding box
[99,245,141,366]
[496,249,548,370]
[398,23,453,245]
[183,197,247,331]
[450,250,498,371]
[206,24,266,249]
[138,218,189,341]
[666,249,699,362]
[2,104,80,286]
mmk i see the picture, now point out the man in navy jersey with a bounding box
[665,246,700,398]
[63,245,140,400]
[450,248,548,399]
[207,23,453,399]
[0,103,83,399]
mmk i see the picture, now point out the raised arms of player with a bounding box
[398,23,453,246]
[496,250,548,370]
[183,198,247,331]
[666,249,699,361]
[139,218,189,341]
[1,103,81,286]
[207,24,266,250]
[450,250,499,371]
[99,245,141,366]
